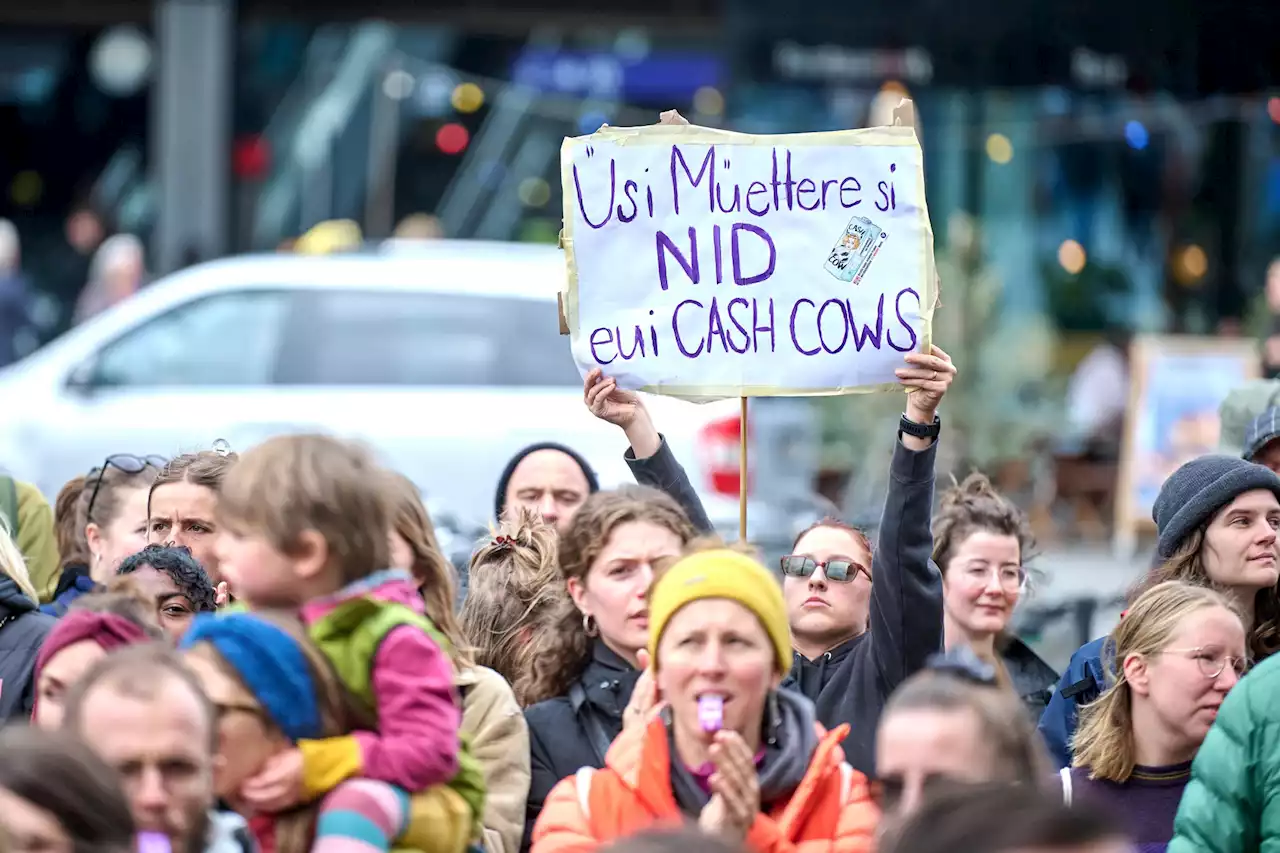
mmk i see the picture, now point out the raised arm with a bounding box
[584,367,714,532]
[866,346,953,689]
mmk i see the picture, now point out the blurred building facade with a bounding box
[1,0,1278,348]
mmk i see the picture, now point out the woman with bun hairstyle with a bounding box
[532,547,877,853]
[931,473,1057,716]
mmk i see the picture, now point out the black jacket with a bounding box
[1002,635,1059,719]
[625,434,714,533]
[781,438,943,776]
[0,576,56,719]
[523,641,637,851]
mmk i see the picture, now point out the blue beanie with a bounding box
[181,613,323,742]
[1152,454,1280,560]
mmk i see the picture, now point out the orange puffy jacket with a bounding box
[531,714,878,853]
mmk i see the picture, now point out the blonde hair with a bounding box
[1072,581,1242,782]
[523,486,697,705]
[0,522,40,604]
[218,434,391,586]
[383,471,474,668]
[1145,526,1280,661]
[459,510,561,705]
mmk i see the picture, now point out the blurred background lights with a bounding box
[578,111,609,134]
[1174,244,1208,286]
[416,70,458,117]
[1124,120,1149,150]
[1058,239,1087,274]
[985,133,1013,164]
[435,123,470,155]
[692,86,724,116]
[613,28,651,61]
[1269,97,1280,125]
[451,82,484,114]
[382,69,415,101]
[10,171,42,207]
[518,177,551,208]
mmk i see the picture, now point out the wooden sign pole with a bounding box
[739,396,748,542]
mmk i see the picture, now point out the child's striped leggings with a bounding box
[312,779,410,853]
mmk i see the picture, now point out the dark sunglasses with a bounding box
[779,554,870,583]
[86,454,168,522]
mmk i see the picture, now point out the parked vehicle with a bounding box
[0,240,822,548]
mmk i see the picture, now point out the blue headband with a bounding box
[181,613,323,742]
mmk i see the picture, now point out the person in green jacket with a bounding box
[0,475,60,603]
[1169,650,1280,852]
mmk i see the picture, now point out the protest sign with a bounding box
[560,120,936,401]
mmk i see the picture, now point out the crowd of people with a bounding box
[2,341,1280,853]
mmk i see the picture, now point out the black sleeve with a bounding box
[625,434,715,533]
[521,715,559,853]
[865,437,944,691]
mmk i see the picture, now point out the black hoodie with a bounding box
[0,575,55,719]
[781,438,944,776]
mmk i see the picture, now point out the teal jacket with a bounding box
[1170,653,1280,853]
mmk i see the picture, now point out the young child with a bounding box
[214,433,485,853]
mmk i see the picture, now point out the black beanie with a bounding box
[1152,454,1280,559]
[493,442,600,521]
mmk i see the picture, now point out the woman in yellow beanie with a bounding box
[531,548,878,853]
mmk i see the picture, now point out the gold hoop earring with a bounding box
[583,612,598,638]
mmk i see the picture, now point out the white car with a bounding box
[0,240,821,541]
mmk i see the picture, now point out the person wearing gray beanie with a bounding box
[1152,454,1280,560]
[1038,453,1280,770]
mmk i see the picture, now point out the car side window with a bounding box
[90,290,292,387]
[283,290,580,386]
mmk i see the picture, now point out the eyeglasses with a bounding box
[956,564,1028,593]
[779,554,870,584]
[86,454,168,522]
[1161,646,1251,679]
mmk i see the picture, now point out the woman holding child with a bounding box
[211,434,487,852]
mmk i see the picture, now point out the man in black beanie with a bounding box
[493,442,600,535]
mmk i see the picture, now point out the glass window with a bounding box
[286,290,580,387]
[90,290,292,387]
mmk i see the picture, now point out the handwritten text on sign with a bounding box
[561,125,933,398]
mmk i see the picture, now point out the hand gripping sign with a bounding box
[558,107,936,401]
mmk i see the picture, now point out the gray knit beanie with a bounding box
[1152,454,1280,559]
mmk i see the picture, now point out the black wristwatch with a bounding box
[899,412,942,441]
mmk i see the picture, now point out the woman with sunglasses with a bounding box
[931,473,1057,716]
[874,647,1050,822]
[43,454,166,616]
[1069,581,1245,852]
[778,345,954,775]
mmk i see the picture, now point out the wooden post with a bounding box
[739,396,748,541]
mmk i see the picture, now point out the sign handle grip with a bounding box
[739,396,748,542]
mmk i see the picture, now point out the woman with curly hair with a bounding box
[116,543,218,640]
[521,485,697,849]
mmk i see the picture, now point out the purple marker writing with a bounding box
[698,694,724,734]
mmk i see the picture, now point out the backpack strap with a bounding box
[0,475,18,540]
[569,681,615,766]
[1059,767,1073,806]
